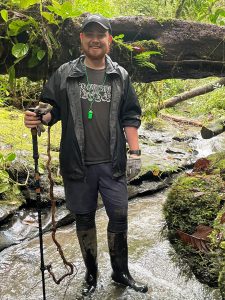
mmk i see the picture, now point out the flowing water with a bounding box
[0,191,222,300]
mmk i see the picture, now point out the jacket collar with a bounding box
[68,55,120,78]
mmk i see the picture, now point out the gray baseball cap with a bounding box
[81,14,112,33]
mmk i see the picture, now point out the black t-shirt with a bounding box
[79,66,112,164]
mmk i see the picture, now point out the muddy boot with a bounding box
[107,231,148,293]
[77,227,98,296]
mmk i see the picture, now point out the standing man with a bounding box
[24,14,148,295]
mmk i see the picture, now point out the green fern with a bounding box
[134,51,161,71]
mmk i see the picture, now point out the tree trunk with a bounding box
[159,77,225,109]
[1,15,225,81]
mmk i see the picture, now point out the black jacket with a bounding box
[41,55,141,180]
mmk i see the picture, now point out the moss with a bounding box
[0,189,25,207]
[163,153,225,293]
[133,39,164,53]
[164,174,223,235]
[156,17,178,26]
[207,152,225,170]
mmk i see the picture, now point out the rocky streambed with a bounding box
[1,120,225,299]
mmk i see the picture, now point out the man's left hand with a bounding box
[126,155,142,181]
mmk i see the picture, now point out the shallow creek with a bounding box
[0,191,222,300]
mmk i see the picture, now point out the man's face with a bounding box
[80,23,112,60]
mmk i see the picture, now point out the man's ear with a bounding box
[80,33,83,40]
[109,35,113,44]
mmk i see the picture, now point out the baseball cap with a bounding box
[81,14,112,34]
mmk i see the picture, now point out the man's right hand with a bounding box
[24,111,52,128]
[24,110,41,128]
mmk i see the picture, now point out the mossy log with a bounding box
[0,14,225,81]
[201,117,225,139]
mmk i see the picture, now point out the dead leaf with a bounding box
[193,158,210,172]
[177,225,213,253]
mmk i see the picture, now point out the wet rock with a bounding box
[0,232,18,251]
[0,204,75,251]
[128,174,177,199]
[0,203,22,223]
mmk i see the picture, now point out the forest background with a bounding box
[0,0,225,196]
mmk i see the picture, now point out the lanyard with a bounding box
[84,65,107,120]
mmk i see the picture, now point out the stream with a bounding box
[0,192,222,300]
[1,122,225,300]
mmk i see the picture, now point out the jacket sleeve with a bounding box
[120,75,141,128]
[40,68,62,126]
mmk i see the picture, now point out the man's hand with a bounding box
[24,110,41,128]
[24,103,52,136]
[126,155,142,181]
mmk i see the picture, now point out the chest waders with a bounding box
[29,103,74,299]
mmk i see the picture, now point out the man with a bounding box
[24,14,148,295]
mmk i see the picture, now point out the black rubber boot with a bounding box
[77,227,98,296]
[107,231,148,293]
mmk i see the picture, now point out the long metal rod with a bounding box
[31,128,46,300]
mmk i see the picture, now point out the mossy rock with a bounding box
[163,151,225,293]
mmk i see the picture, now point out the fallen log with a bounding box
[0,13,225,81]
[159,113,203,127]
[159,77,225,109]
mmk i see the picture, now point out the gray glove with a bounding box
[126,157,142,181]
[31,102,52,136]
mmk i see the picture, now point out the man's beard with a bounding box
[82,43,109,60]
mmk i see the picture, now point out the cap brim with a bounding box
[82,21,111,33]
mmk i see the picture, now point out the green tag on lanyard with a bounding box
[88,110,93,120]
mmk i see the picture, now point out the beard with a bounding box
[81,42,110,61]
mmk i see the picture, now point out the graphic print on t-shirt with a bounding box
[79,69,112,164]
[79,82,111,103]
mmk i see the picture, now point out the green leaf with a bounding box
[28,47,46,68]
[12,43,29,58]
[47,1,80,19]
[41,12,58,25]
[113,34,124,42]
[8,20,30,36]
[0,9,8,22]
[12,184,21,195]
[0,170,9,181]
[37,49,46,61]
[220,241,225,250]
[19,0,40,9]
[51,0,62,9]
[6,152,16,162]
[0,183,9,194]
[209,8,225,24]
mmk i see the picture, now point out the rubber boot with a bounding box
[107,231,148,293]
[77,227,98,296]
